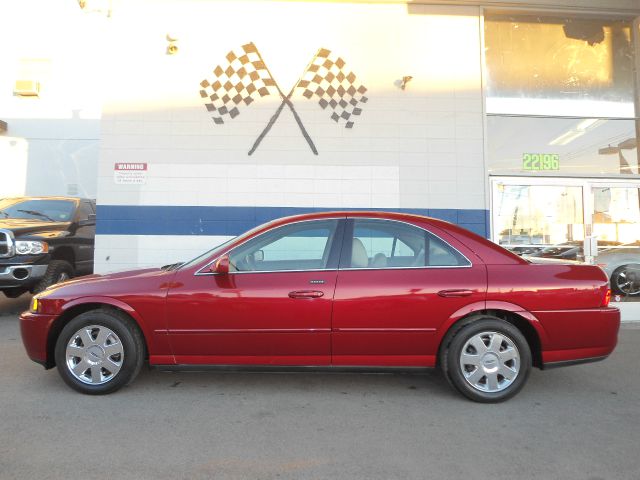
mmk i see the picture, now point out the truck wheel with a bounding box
[33,260,74,293]
[441,318,531,403]
[54,309,145,395]
[3,288,28,298]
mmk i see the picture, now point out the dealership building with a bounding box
[1,0,640,306]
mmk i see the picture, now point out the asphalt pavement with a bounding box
[1,293,639,480]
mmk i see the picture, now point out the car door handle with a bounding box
[438,289,474,298]
[288,290,324,299]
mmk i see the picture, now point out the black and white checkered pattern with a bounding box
[199,43,277,125]
[297,48,368,129]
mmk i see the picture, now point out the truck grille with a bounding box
[0,230,14,258]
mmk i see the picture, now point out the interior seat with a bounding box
[351,238,369,268]
[370,252,388,268]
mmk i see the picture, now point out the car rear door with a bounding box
[166,218,345,365]
[331,218,487,367]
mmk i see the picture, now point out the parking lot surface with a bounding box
[1,294,639,480]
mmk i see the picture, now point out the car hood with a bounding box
[41,267,175,298]
[0,218,71,236]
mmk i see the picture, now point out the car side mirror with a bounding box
[210,255,230,275]
[78,214,96,227]
[254,250,264,262]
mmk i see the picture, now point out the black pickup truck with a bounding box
[0,197,96,298]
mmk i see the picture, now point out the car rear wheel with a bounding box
[54,309,145,395]
[611,264,640,296]
[441,318,531,403]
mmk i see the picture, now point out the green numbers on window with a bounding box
[523,153,560,171]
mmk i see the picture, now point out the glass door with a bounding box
[590,185,640,245]
[491,179,585,256]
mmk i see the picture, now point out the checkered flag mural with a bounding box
[200,43,369,154]
[199,43,278,125]
[297,48,368,129]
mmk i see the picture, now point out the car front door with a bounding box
[166,218,344,365]
[331,218,487,367]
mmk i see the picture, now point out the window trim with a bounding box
[339,217,472,271]
[194,217,346,276]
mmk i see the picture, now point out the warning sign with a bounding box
[114,163,147,185]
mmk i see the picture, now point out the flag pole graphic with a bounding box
[248,49,320,156]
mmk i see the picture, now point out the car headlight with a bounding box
[15,241,48,255]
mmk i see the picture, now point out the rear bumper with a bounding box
[536,307,620,367]
[543,355,608,369]
[20,311,57,367]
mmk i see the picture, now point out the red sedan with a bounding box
[20,212,619,402]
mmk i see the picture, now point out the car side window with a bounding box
[345,219,469,269]
[79,201,94,221]
[229,219,339,272]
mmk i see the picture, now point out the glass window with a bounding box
[229,220,338,272]
[487,116,638,176]
[492,183,584,251]
[484,13,636,117]
[0,199,76,222]
[592,186,640,243]
[347,219,469,269]
[79,201,94,221]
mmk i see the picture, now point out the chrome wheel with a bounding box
[65,325,124,385]
[613,266,640,296]
[459,331,520,393]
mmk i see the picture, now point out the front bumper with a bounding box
[0,264,48,289]
[20,310,57,367]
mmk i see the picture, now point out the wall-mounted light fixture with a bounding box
[166,34,179,55]
[400,75,413,90]
[14,80,40,97]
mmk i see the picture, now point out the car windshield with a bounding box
[0,199,76,222]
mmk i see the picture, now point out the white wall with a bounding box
[95,0,488,272]
[0,0,106,198]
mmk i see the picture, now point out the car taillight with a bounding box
[603,288,611,307]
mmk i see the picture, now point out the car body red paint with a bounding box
[20,211,620,383]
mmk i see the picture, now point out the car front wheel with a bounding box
[441,318,531,403]
[54,309,145,395]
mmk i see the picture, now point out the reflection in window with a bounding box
[484,13,636,117]
[487,116,638,176]
[493,184,584,248]
[592,187,640,243]
[229,220,337,272]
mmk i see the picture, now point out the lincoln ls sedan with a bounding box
[20,212,620,402]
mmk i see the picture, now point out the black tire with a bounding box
[440,317,531,403]
[3,288,28,298]
[54,309,145,395]
[611,264,640,296]
[33,260,74,293]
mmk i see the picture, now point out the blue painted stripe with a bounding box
[96,205,490,238]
